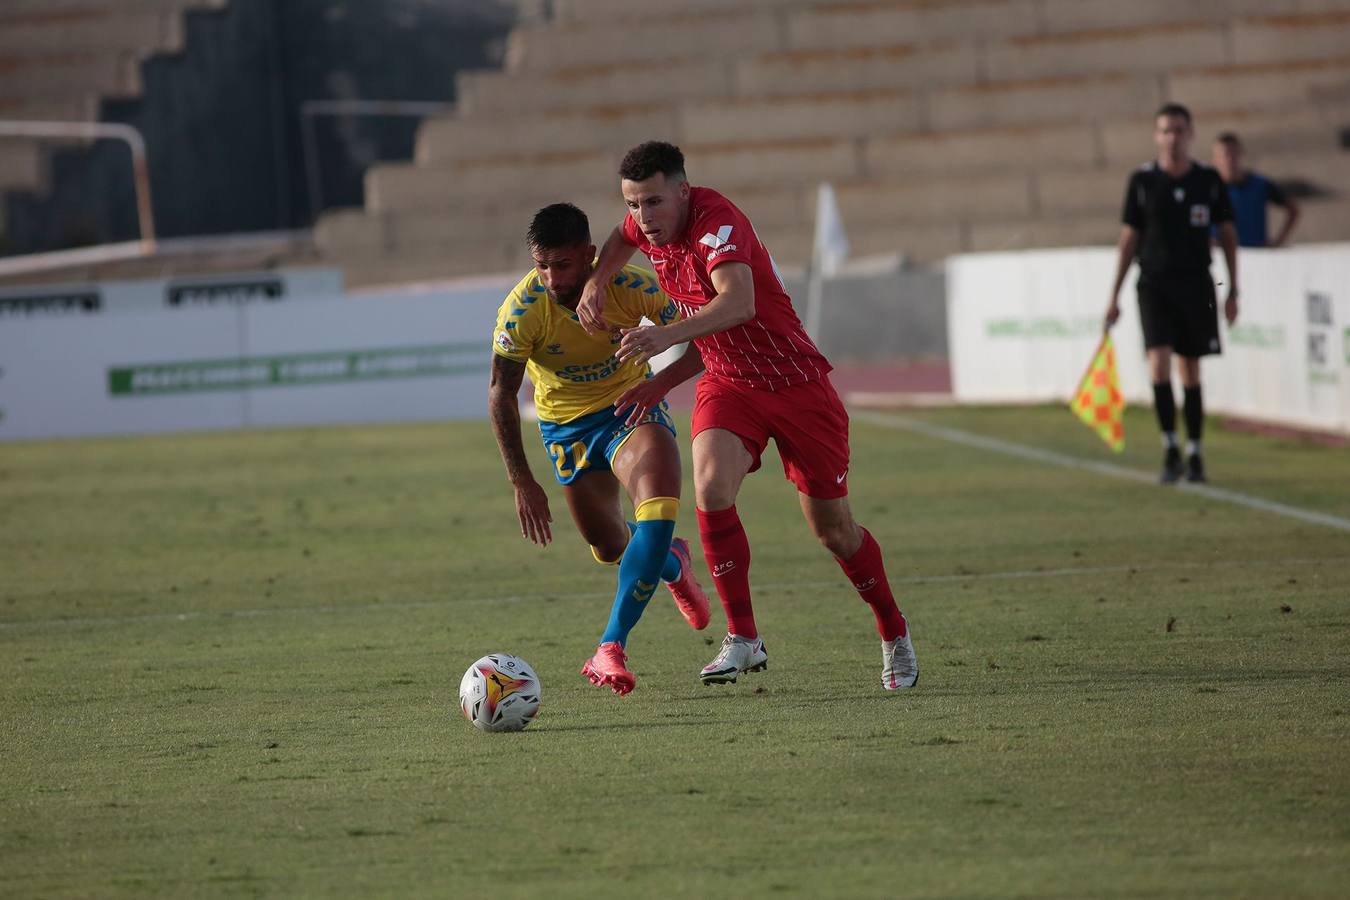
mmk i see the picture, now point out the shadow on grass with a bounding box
[535,719,717,733]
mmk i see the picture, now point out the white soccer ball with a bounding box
[458,653,541,732]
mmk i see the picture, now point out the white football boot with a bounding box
[699,633,768,685]
[881,632,919,690]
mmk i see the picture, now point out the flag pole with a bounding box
[1073,332,1110,398]
[804,257,824,342]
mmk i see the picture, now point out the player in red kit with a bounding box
[578,141,918,691]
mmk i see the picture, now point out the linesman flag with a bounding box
[1071,335,1125,452]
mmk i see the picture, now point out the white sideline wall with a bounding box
[0,278,513,441]
[947,244,1350,435]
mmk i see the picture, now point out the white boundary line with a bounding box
[3,555,1347,634]
[853,410,1350,534]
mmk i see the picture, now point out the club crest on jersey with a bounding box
[546,342,564,355]
[1173,187,1185,203]
[1189,204,1210,227]
[495,330,515,353]
[699,225,737,260]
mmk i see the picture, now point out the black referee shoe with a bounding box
[1186,453,1207,484]
[1160,447,1184,484]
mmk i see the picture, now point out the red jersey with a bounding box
[621,186,832,391]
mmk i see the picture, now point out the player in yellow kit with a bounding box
[488,202,710,695]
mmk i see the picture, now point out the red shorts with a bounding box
[692,375,851,499]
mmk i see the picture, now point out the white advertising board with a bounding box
[948,244,1350,434]
[0,268,343,319]
[0,278,512,441]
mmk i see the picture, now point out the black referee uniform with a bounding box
[1122,161,1234,357]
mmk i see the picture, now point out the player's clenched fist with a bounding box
[577,277,610,334]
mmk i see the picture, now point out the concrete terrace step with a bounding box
[1232,12,1350,66]
[1294,197,1350,242]
[984,12,1350,84]
[521,0,1325,72]
[0,0,225,19]
[783,0,1041,52]
[427,62,1341,169]
[357,163,811,231]
[680,91,922,144]
[421,140,862,206]
[1035,0,1322,34]
[986,23,1229,83]
[465,10,1350,120]
[967,215,1126,253]
[504,12,786,72]
[967,195,1350,252]
[548,0,1350,33]
[863,124,1103,176]
[0,51,143,100]
[340,254,521,288]
[366,154,623,213]
[1261,151,1350,196]
[1101,101,1350,166]
[0,140,44,191]
[754,220,967,266]
[1169,59,1350,113]
[786,0,1350,53]
[456,59,734,116]
[735,42,979,97]
[929,74,1163,131]
[832,173,1034,226]
[550,0,903,25]
[398,104,1347,222]
[414,107,676,167]
[0,94,102,121]
[0,8,185,56]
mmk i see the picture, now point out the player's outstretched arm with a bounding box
[578,226,638,334]
[616,262,756,365]
[1104,226,1139,331]
[1216,222,1239,324]
[613,343,706,427]
[488,354,552,545]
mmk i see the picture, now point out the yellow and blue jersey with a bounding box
[491,263,681,425]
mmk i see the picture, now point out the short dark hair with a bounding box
[1215,131,1242,148]
[1155,102,1192,124]
[527,203,590,250]
[619,141,686,182]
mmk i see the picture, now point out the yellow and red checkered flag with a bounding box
[1071,335,1125,452]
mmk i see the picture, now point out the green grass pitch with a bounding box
[3,405,1348,898]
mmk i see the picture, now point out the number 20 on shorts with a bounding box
[549,441,589,479]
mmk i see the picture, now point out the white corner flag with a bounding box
[805,183,849,341]
[813,182,850,276]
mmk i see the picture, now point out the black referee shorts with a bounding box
[1136,272,1221,358]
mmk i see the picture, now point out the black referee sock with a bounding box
[1183,385,1204,446]
[1152,382,1177,439]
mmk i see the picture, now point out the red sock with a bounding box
[838,527,907,641]
[696,505,757,639]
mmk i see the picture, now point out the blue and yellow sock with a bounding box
[614,520,682,583]
[599,497,679,647]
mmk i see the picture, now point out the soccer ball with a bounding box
[458,653,541,732]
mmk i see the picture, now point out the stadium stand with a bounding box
[310,0,1350,286]
[1,0,1347,287]
[0,0,227,248]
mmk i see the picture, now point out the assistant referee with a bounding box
[1104,102,1239,485]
